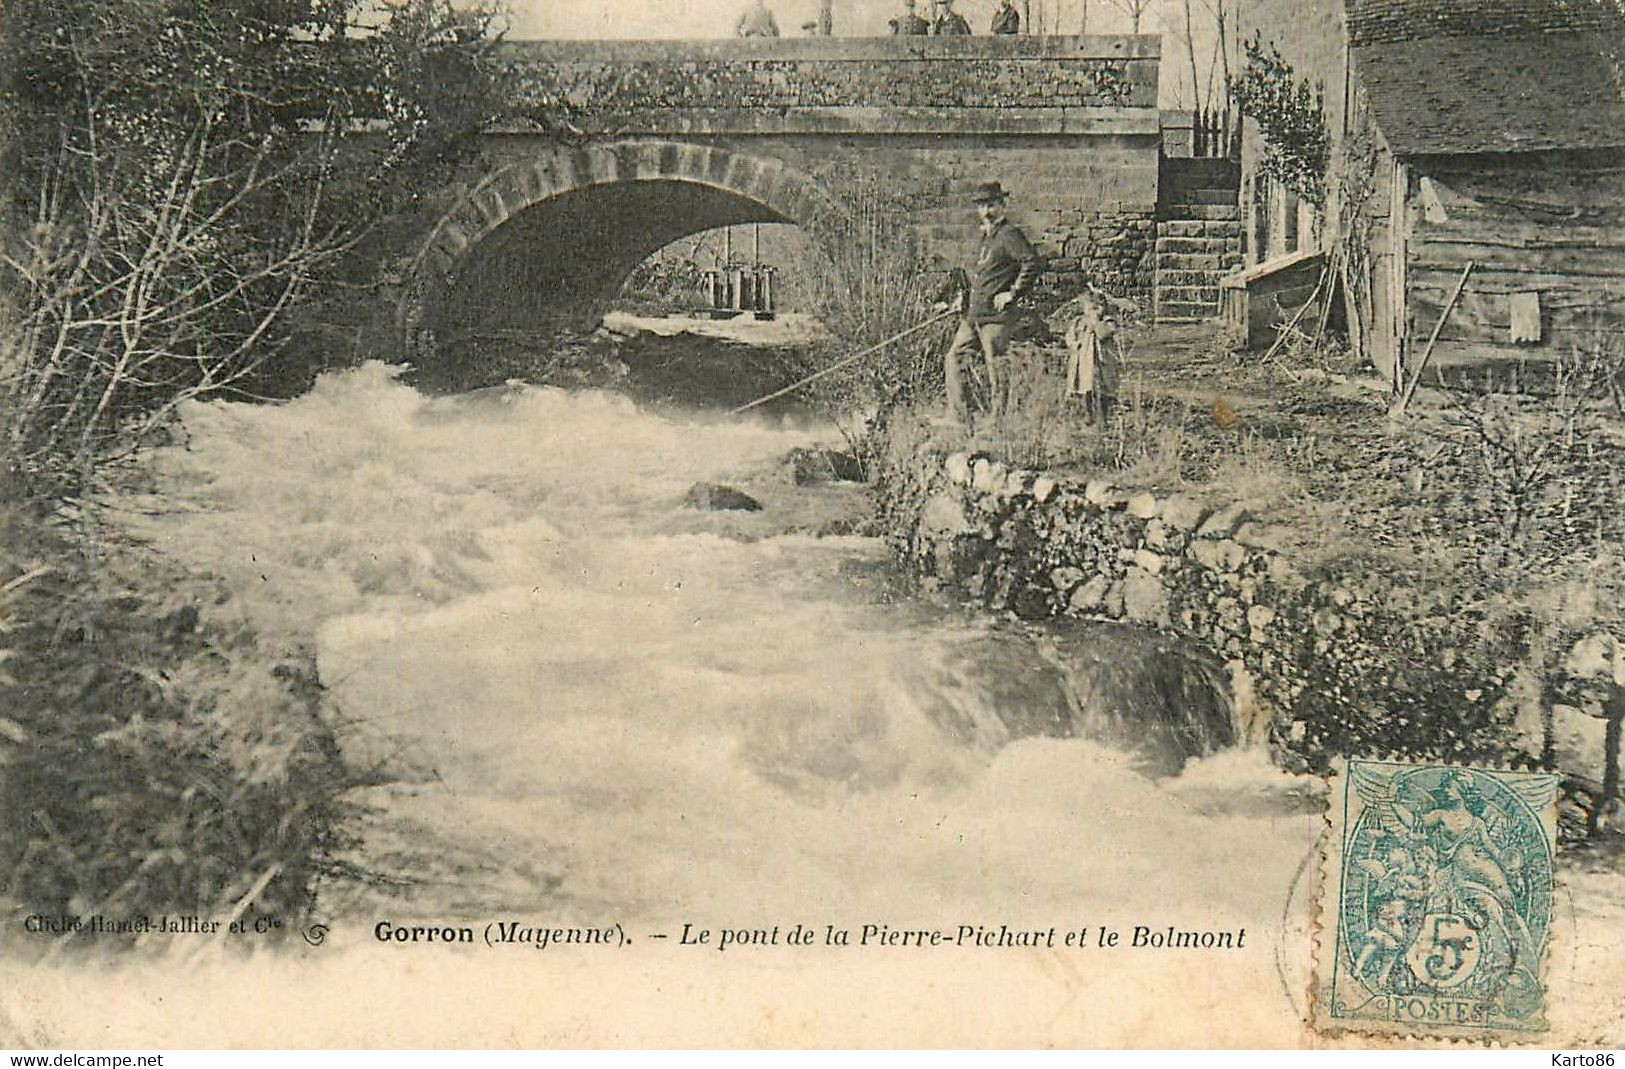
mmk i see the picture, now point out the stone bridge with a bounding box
[392,35,1171,362]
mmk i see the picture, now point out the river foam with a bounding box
[119,363,1315,944]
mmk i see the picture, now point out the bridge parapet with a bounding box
[503,35,1159,124]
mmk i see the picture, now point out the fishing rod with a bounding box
[729,308,958,416]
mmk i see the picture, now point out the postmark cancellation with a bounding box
[1314,759,1560,1041]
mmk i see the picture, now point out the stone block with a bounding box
[1157,270,1223,287]
[1197,503,1248,538]
[1050,566,1086,592]
[1192,538,1247,573]
[1104,579,1126,618]
[1158,220,1204,238]
[1234,522,1288,551]
[1070,574,1111,613]
[1122,567,1169,625]
[1159,253,1222,271]
[1167,204,1241,221]
[1160,495,1206,531]
[972,458,1006,493]
[1156,300,1218,320]
[920,492,973,539]
[1157,285,1222,304]
[1175,188,1239,206]
[1552,703,1609,784]
[1158,236,1233,254]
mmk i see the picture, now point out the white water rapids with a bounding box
[18,360,1617,1047]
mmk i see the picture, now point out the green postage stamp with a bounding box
[1315,759,1560,1040]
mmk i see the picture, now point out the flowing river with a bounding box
[57,353,1617,1046]
[120,359,1312,916]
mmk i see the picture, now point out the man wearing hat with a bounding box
[991,0,1021,34]
[931,0,972,35]
[889,0,930,34]
[940,180,1043,425]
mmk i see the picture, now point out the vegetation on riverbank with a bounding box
[0,500,349,934]
[871,319,1625,838]
[0,0,508,943]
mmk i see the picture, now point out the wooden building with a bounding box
[1228,0,1625,384]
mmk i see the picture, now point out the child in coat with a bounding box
[1062,289,1120,425]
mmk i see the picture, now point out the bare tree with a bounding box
[1105,0,1155,33]
[0,0,508,481]
[1182,0,1204,110]
[1212,0,1234,99]
[2,107,352,471]
[1167,0,1238,118]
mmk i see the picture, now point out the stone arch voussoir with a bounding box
[400,140,850,359]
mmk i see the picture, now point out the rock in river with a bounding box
[684,482,763,512]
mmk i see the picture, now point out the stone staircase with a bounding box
[1154,160,1242,323]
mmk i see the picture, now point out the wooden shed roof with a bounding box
[1346,0,1622,46]
[1353,30,1625,156]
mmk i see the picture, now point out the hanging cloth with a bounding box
[1509,291,1542,345]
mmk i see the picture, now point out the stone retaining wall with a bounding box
[1048,209,1158,304]
[879,438,1611,819]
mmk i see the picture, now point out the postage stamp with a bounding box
[1314,759,1561,1040]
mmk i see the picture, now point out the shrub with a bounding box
[796,179,950,467]
[1230,32,1330,206]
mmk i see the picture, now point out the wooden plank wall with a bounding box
[1363,145,1402,383]
[1403,150,1625,368]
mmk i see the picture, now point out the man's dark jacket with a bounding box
[967,218,1043,324]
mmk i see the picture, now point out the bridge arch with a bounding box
[400,139,851,360]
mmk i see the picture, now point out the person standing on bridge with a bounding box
[938,181,1043,427]
[735,0,781,37]
[931,0,972,35]
[991,0,1021,34]
[889,0,930,34]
